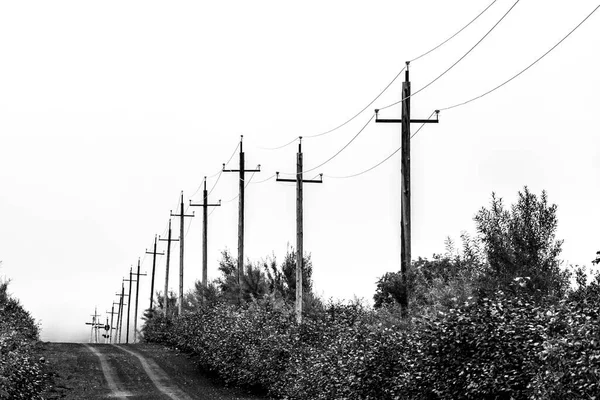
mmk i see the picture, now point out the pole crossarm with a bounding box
[222,166,261,173]
[374,109,440,124]
[190,201,221,207]
[170,212,195,218]
[276,172,323,184]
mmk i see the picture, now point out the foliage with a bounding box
[144,275,600,399]
[142,186,600,398]
[0,279,45,399]
[374,234,481,317]
[474,187,568,298]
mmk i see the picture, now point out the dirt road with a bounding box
[38,342,267,400]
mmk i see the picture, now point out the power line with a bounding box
[207,171,222,198]
[280,113,375,176]
[262,0,500,149]
[221,172,257,203]
[379,0,521,112]
[259,136,299,151]
[410,0,499,62]
[439,3,600,112]
[302,69,405,140]
[191,142,240,198]
[248,173,277,185]
[324,111,436,179]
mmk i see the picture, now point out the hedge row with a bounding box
[0,284,45,400]
[144,287,600,399]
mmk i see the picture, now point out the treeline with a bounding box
[0,275,45,399]
[143,187,600,399]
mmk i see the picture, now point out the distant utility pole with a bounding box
[146,238,164,310]
[85,307,102,343]
[102,317,110,343]
[223,135,261,285]
[171,192,195,315]
[107,304,118,344]
[190,177,221,287]
[159,219,178,315]
[132,258,147,344]
[375,61,439,317]
[115,283,127,344]
[123,268,136,344]
[276,137,323,324]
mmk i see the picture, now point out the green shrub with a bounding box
[0,281,45,400]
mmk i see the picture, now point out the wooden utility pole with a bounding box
[85,307,102,343]
[190,177,221,287]
[123,268,136,344]
[159,219,178,315]
[107,304,118,344]
[170,192,194,315]
[146,238,164,310]
[375,61,439,317]
[276,137,323,324]
[132,258,147,344]
[116,284,127,344]
[223,135,261,285]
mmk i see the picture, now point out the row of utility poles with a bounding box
[90,64,438,335]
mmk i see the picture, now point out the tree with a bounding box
[183,282,221,310]
[474,187,568,298]
[373,272,404,308]
[278,248,313,303]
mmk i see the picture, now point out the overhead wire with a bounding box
[248,173,277,185]
[379,0,521,112]
[439,3,600,112]
[221,172,257,204]
[191,141,240,199]
[410,0,499,62]
[279,113,375,177]
[324,111,436,179]
[261,0,499,149]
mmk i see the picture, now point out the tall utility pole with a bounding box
[375,61,439,317]
[223,135,261,285]
[132,259,147,344]
[123,268,136,344]
[276,137,323,324]
[159,219,178,315]
[146,238,164,310]
[190,177,221,287]
[107,304,118,344]
[171,192,195,315]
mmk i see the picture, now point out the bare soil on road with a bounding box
[37,342,269,400]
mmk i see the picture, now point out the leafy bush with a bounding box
[0,280,45,400]
[144,280,600,399]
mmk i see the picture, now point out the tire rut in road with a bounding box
[112,344,194,400]
[83,344,131,399]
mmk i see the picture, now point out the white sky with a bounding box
[1,1,598,342]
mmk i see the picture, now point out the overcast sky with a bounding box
[1,0,598,342]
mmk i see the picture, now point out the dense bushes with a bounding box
[143,189,600,398]
[0,280,45,399]
[144,276,600,399]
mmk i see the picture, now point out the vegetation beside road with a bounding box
[0,274,46,399]
[144,187,600,399]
